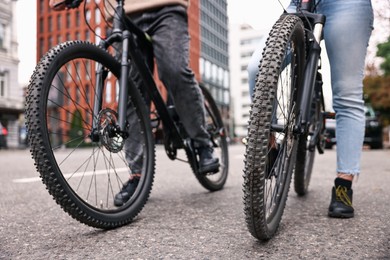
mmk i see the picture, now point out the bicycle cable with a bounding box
[82,0,105,42]
[276,0,288,13]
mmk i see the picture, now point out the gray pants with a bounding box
[124,5,210,173]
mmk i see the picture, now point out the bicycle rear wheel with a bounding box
[294,132,316,196]
[294,99,322,195]
[243,15,306,240]
[193,84,229,191]
[25,41,155,229]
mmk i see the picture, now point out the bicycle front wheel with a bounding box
[243,15,306,240]
[25,41,155,229]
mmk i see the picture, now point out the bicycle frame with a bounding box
[91,0,185,149]
[292,1,326,136]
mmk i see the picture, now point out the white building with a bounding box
[229,23,267,139]
[0,0,23,148]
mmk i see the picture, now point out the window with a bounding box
[241,51,253,58]
[75,11,80,27]
[57,35,62,45]
[57,15,62,30]
[105,81,112,103]
[48,36,53,48]
[0,24,5,49]
[223,70,229,89]
[86,10,91,22]
[48,16,52,32]
[85,29,90,41]
[224,90,229,104]
[85,84,90,103]
[85,60,91,78]
[242,90,249,97]
[76,87,81,103]
[204,60,211,79]
[40,0,44,13]
[66,64,72,82]
[94,27,101,44]
[199,57,204,77]
[66,13,71,28]
[95,8,101,24]
[0,73,7,97]
[39,37,44,58]
[211,64,218,82]
[39,18,44,33]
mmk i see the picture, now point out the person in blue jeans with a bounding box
[247,0,374,218]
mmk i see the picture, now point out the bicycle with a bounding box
[243,0,332,240]
[25,0,229,229]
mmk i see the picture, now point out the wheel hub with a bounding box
[97,108,124,153]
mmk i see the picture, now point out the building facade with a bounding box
[0,0,23,148]
[229,23,266,138]
[199,0,231,139]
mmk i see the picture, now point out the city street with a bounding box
[0,144,389,259]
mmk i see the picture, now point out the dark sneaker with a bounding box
[114,178,140,207]
[198,146,219,175]
[328,186,354,218]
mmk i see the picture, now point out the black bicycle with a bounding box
[243,0,332,240]
[25,0,228,229]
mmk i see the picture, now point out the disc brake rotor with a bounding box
[97,108,124,153]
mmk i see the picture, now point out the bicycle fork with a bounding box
[294,20,324,137]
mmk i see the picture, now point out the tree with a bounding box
[364,36,390,126]
[67,109,84,148]
[377,37,390,76]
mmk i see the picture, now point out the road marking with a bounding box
[13,167,130,183]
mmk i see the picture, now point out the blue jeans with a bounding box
[247,0,373,175]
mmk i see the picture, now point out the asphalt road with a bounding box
[0,144,389,259]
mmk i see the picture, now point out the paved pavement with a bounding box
[0,144,389,259]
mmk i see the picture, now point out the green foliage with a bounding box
[363,37,390,126]
[364,74,390,126]
[67,109,86,148]
[377,37,390,76]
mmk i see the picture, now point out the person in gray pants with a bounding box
[49,0,220,206]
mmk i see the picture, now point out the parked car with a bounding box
[325,104,383,149]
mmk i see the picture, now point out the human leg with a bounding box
[318,0,373,217]
[146,6,219,174]
[321,0,373,176]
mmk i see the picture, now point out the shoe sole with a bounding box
[198,162,220,175]
[328,211,354,218]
